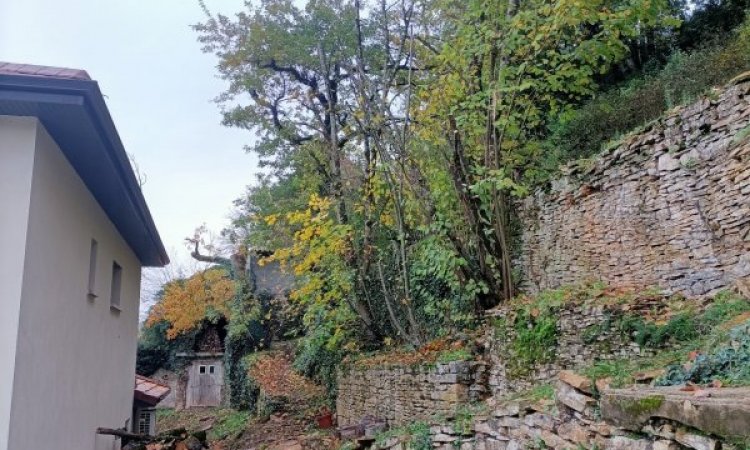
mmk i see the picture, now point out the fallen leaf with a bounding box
[693,389,711,398]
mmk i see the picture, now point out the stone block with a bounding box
[558,370,594,394]
[601,387,750,439]
[556,421,591,444]
[675,428,719,450]
[556,381,597,417]
[605,436,652,450]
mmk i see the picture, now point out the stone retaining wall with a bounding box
[486,297,668,398]
[518,80,750,296]
[338,296,673,427]
[371,378,750,450]
[336,361,486,427]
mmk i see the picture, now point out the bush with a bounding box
[293,318,348,404]
[545,20,750,163]
[136,320,198,376]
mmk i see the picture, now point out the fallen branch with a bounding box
[96,428,149,441]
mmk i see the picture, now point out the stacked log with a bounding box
[96,427,209,450]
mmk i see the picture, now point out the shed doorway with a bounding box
[185,360,224,407]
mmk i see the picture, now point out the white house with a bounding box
[0,63,168,450]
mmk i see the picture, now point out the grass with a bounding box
[155,408,250,442]
[208,410,251,441]
[528,383,555,402]
[436,347,473,363]
[732,124,750,145]
[373,421,432,450]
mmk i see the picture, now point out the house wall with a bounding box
[7,120,142,450]
[0,117,37,450]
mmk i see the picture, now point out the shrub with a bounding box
[544,20,750,163]
[657,322,750,386]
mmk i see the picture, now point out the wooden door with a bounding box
[186,360,224,407]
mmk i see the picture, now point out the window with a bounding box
[138,409,154,435]
[110,261,122,310]
[209,365,215,374]
[199,365,206,374]
[87,239,98,299]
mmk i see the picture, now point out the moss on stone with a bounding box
[619,394,665,417]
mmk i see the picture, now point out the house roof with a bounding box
[134,375,171,406]
[0,62,168,266]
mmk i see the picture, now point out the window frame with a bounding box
[110,261,123,311]
[137,409,155,435]
[87,239,98,300]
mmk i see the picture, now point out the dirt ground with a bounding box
[156,407,338,450]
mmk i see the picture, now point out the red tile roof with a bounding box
[135,375,171,406]
[0,62,91,81]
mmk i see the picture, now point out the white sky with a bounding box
[0,0,259,277]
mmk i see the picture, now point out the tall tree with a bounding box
[196,0,381,339]
[416,0,678,307]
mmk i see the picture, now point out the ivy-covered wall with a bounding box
[518,79,750,297]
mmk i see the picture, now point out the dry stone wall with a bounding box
[371,378,750,450]
[338,296,672,427]
[485,298,667,398]
[336,361,486,427]
[518,80,750,296]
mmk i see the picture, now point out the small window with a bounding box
[199,365,206,374]
[110,262,122,310]
[87,240,98,299]
[209,365,215,374]
[138,409,154,435]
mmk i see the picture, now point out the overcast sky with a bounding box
[0,0,260,276]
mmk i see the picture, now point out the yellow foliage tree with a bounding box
[264,194,353,307]
[147,268,236,339]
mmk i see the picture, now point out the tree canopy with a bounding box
[138,0,750,405]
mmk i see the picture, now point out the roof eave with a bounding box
[0,74,169,267]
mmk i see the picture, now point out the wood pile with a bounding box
[96,427,209,450]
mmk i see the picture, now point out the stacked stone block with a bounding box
[518,82,750,297]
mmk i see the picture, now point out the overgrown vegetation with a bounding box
[495,282,643,376]
[493,285,750,385]
[155,408,249,442]
[581,291,750,388]
[137,0,750,417]
[372,421,432,450]
[346,337,475,369]
[546,18,750,161]
[657,321,750,386]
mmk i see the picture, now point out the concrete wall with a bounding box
[518,81,750,296]
[0,117,36,450]
[152,369,179,409]
[7,120,142,450]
